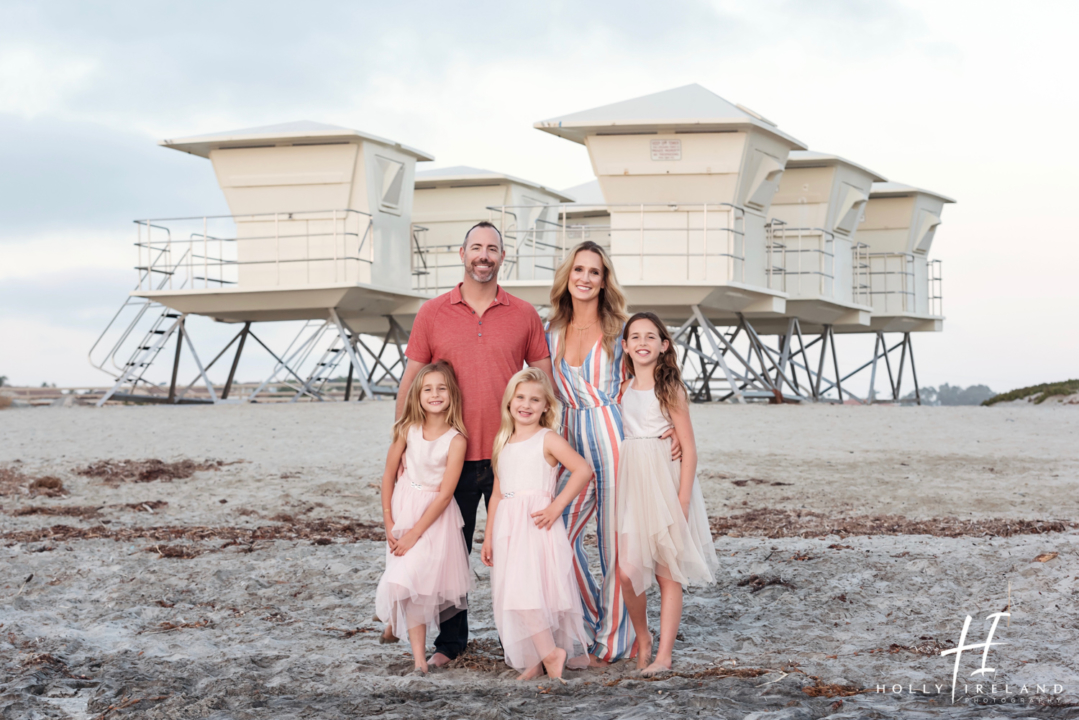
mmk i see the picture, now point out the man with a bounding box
[395,221,556,666]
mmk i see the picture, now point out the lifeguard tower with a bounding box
[765,151,883,330]
[410,166,572,294]
[494,84,810,401]
[91,121,434,404]
[838,181,953,402]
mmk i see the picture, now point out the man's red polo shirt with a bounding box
[405,283,550,461]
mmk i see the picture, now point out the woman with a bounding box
[545,240,632,665]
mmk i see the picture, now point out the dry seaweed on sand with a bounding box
[801,675,870,698]
[1,516,386,550]
[10,504,102,518]
[444,639,506,672]
[605,665,770,686]
[737,574,796,593]
[117,500,168,512]
[885,637,955,655]
[710,508,1074,539]
[140,619,212,634]
[0,466,67,497]
[146,543,203,559]
[74,458,239,484]
[324,626,375,638]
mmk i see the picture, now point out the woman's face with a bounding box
[419,371,450,415]
[509,381,548,429]
[567,250,605,304]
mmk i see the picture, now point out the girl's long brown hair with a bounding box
[490,368,560,476]
[391,360,468,443]
[548,241,627,364]
[622,312,685,418]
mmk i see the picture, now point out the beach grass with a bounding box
[982,378,1079,406]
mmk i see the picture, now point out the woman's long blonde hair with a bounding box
[391,360,468,443]
[548,241,628,364]
[490,368,560,476]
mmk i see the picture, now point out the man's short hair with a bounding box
[463,221,503,250]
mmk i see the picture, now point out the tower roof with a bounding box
[414,165,573,201]
[534,84,806,149]
[870,181,955,204]
[785,150,886,182]
[160,121,434,161]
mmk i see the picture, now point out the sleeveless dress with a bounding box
[490,429,589,672]
[617,385,718,595]
[546,329,634,661]
[375,425,472,636]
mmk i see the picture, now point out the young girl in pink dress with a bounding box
[375,360,471,675]
[617,312,719,675]
[480,368,594,681]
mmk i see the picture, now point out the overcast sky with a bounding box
[1,0,1077,392]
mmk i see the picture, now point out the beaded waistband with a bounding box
[502,489,553,499]
[407,481,439,492]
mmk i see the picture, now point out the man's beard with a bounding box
[466,261,498,283]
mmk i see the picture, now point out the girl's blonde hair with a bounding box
[490,368,560,476]
[391,360,468,443]
[548,241,628,364]
[623,312,686,418]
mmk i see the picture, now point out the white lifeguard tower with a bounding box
[410,166,572,294]
[837,181,953,402]
[765,150,884,331]
[492,84,810,401]
[91,121,435,404]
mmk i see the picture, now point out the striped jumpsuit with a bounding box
[547,329,634,661]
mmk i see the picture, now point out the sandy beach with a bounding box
[2,402,1077,719]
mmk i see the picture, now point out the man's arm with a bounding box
[528,356,557,397]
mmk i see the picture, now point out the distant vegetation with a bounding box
[903,384,997,406]
[982,379,1079,406]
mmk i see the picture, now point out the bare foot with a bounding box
[585,653,608,668]
[410,664,428,676]
[380,627,398,644]
[542,647,567,680]
[635,632,653,671]
[629,637,639,659]
[427,652,451,668]
[566,655,591,670]
[517,662,545,681]
[641,658,671,677]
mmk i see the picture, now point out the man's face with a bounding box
[459,227,504,284]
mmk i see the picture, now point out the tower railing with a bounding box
[485,202,746,288]
[765,220,837,299]
[865,251,942,316]
[134,209,374,291]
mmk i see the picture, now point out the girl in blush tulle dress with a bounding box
[480,368,594,681]
[617,312,719,675]
[375,360,471,675]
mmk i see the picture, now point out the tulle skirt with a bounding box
[490,492,589,672]
[375,483,472,637]
[616,437,718,596]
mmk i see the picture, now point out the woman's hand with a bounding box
[680,497,690,519]
[392,531,418,556]
[661,428,682,461]
[531,503,563,530]
[481,538,494,567]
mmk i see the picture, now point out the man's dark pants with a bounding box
[433,459,494,659]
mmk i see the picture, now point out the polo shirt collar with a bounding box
[450,282,510,307]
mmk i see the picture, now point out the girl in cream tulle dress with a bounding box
[616,312,719,675]
[480,368,594,681]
